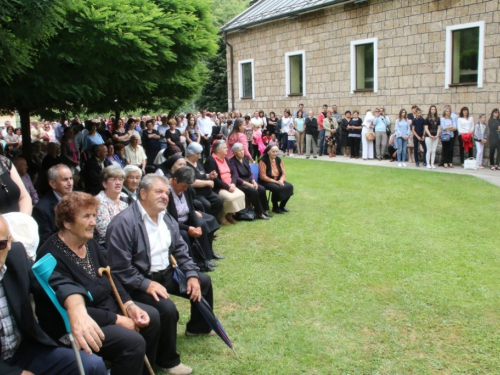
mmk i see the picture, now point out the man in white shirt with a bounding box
[196,109,213,160]
[124,136,147,174]
[250,111,263,129]
[107,174,215,375]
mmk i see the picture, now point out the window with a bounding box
[285,51,306,96]
[350,38,378,94]
[445,21,484,88]
[238,59,254,99]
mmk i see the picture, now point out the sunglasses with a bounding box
[0,235,11,251]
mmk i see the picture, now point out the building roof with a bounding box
[221,0,356,33]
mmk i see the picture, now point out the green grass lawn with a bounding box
[169,159,500,374]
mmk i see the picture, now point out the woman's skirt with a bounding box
[218,188,246,214]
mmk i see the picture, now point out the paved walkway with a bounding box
[283,153,500,188]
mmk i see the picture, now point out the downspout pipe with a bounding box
[224,31,235,112]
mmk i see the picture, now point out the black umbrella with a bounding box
[170,255,237,356]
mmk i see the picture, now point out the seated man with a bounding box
[167,167,216,272]
[13,156,39,205]
[107,174,215,375]
[83,144,111,195]
[0,215,106,375]
[32,164,74,247]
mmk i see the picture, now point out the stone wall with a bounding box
[226,0,500,164]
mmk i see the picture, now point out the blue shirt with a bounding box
[395,119,411,138]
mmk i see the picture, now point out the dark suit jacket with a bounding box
[83,157,111,196]
[229,156,254,186]
[167,187,201,232]
[1,242,88,374]
[106,201,199,293]
[32,190,59,248]
[204,156,236,193]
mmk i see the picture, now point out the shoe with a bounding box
[423,163,427,167]
[319,153,323,156]
[207,261,218,268]
[431,165,436,169]
[164,363,193,375]
[272,208,283,214]
[185,330,217,337]
[289,154,294,157]
[212,253,225,260]
[329,155,333,158]
[306,156,310,159]
[280,207,290,213]
[258,214,270,220]
[313,155,317,158]
[426,165,432,169]
[403,163,407,167]
[398,163,402,167]
[416,162,420,167]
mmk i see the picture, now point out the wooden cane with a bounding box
[98,266,155,375]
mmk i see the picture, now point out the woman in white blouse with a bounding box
[361,110,375,160]
[457,106,474,167]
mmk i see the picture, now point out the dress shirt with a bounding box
[124,144,147,166]
[0,265,21,361]
[196,116,213,137]
[136,201,171,272]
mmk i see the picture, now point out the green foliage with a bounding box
[0,0,218,117]
[169,159,500,374]
[212,0,249,28]
[0,0,70,83]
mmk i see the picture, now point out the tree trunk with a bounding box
[18,108,32,160]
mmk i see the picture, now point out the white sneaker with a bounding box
[289,153,294,157]
[432,164,436,169]
[398,163,402,167]
[426,165,432,169]
[403,163,407,167]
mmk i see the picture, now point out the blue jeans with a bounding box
[396,137,408,162]
[318,129,326,155]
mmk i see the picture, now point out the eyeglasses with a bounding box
[108,177,124,182]
[0,235,11,251]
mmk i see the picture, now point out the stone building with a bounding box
[221,0,500,122]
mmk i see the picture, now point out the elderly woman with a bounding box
[259,145,294,214]
[156,154,185,178]
[112,118,131,146]
[106,142,125,168]
[226,118,253,161]
[95,166,129,251]
[36,192,161,375]
[120,165,142,204]
[184,142,223,219]
[204,139,245,225]
[141,119,161,165]
[113,143,128,167]
[229,142,270,220]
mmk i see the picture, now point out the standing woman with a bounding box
[361,110,375,160]
[226,118,253,161]
[294,110,305,155]
[267,111,277,135]
[280,109,294,155]
[83,122,105,157]
[165,119,185,154]
[323,111,338,158]
[424,105,441,169]
[141,119,161,166]
[440,107,457,168]
[473,114,489,169]
[457,107,474,167]
[347,110,362,159]
[395,109,412,167]
[60,127,80,174]
[258,145,294,214]
[488,108,500,170]
[185,116,200,144]
[112,118,131,146]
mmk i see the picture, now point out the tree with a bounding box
[0,0,218,156]
[0,0,69,83]
[195,0,249,112]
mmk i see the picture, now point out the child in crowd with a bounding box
[269,133,278,147]
[473,114,489,169]
[287,126,296,157]
[262,131,271,146]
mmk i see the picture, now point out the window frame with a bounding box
[238,59,255,100]
[445,21,484,89]
[350,38,378,94]
[285,50,306,97]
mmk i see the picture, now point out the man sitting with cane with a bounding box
[106,174,215,375]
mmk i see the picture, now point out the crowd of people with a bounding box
[0,101,498,374]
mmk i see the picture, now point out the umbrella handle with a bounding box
[170,254,177,267]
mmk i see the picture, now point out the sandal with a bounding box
[491,166,498,171]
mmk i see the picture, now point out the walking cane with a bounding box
[97,266,155,375]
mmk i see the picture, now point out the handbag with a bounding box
[365,132,375,141]
[464,157,477,170]
[233,207,255,221]
[440,133,451,142]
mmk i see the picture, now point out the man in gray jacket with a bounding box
[106,174,214,375]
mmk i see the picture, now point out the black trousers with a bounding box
[458,135,473,163]
[441,140,454,164]
[130,271,213,369]
[348,137,361,157]
[200,136,212,160]
[414,136,427,164]
[180,221,213,263]
[260,181,293,209]
[195,192,223,218]
[99,302,160,375]
[238,183,269,216]
[490,140,500,165]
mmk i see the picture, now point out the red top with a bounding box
[214,154,232,186]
